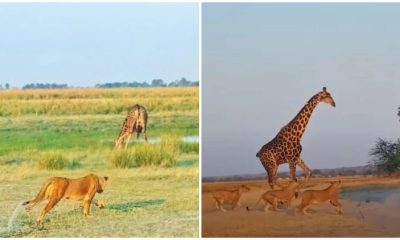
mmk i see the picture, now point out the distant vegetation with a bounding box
[22,83,68,89]
[368,107,400,175]
[15,77,198,90]
[398,105,400,121]
[369,138,400,175]
[95,78,198,88]
[202,165,377,182]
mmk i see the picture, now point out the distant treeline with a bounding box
[18,77,198,89]
[203,165,378,182]
[22,83,68,89]
[95,78,198,88]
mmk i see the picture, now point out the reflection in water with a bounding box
[341,185,400,203]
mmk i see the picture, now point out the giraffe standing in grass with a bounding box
[115,104,148,150]
[256,87,336,189]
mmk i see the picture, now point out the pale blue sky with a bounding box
[202,3,400,177]
[0,3,198,87]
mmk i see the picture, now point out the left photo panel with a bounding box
[0,3,199,237]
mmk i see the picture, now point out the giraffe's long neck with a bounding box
[286,94,320,139]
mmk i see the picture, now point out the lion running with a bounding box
[298,180,342,215]
[247,181,301,211]
[23,174,108,225]
[212,185,250,212]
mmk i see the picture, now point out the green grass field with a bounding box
[0,88,199,237]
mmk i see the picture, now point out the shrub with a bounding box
[37,151,67,170]
[110,149,136,168]
[111,135,182,168]
[369,138,400,175]
[37,151,81,170]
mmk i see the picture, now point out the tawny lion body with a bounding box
[212,185,250,212]
[23,174,108,225]
[248,181,300,211]
[298,181,342,215]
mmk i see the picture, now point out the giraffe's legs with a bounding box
[260,152,278,189]
[296,157,312,180]
[266,162,278,189]
[124,134,132,150]
[115,131,130,150]
[289,161,298,182]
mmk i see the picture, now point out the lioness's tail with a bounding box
[22,180,52,206]
[246,196,263,211]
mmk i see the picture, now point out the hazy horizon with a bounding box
[0,3,199,88]
[202,3,400,177]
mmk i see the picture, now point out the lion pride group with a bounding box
[212,180,343,215]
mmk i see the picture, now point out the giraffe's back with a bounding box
[128,104,148,133]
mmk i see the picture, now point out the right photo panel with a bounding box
[202,3,400,237]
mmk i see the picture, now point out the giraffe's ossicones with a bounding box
[256,87,336,189]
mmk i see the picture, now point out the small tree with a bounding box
[5,83,9,89]
[398,106,400,121]
[369,138,400,175]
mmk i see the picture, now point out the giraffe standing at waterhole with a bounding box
[115,104,148,150]
[256,87,336,189]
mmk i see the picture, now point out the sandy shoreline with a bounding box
[202,176,400,237]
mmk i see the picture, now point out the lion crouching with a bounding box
[23,174,108,225]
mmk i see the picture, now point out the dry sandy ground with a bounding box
[202,176,400,237]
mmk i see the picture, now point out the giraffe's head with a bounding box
[318,87,336,107]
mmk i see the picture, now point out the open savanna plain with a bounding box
[0,87,199,237]
[202,176,400,237]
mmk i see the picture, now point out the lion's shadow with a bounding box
[107,199,165,212]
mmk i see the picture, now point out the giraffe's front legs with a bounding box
[260,153,278,189]
[266,164,278,189]
[124,134,132,149]
[296,157,312,180]
[289,161,297,182]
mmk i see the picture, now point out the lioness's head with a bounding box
[330,180,341,188]
[97,176,109,193]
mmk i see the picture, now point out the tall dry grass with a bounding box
[0,88,198,116]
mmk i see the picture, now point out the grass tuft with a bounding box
[111,135,182,168]
[110,149,136,168]
[180,143,199,154]
[37,151,81,170]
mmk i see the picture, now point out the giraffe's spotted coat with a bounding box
[115,104,148,150]
[256,87,335,189]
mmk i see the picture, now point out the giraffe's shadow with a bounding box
[107,199,165,212]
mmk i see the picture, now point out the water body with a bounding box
[137,135,199,144]
[341,185,400,203]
